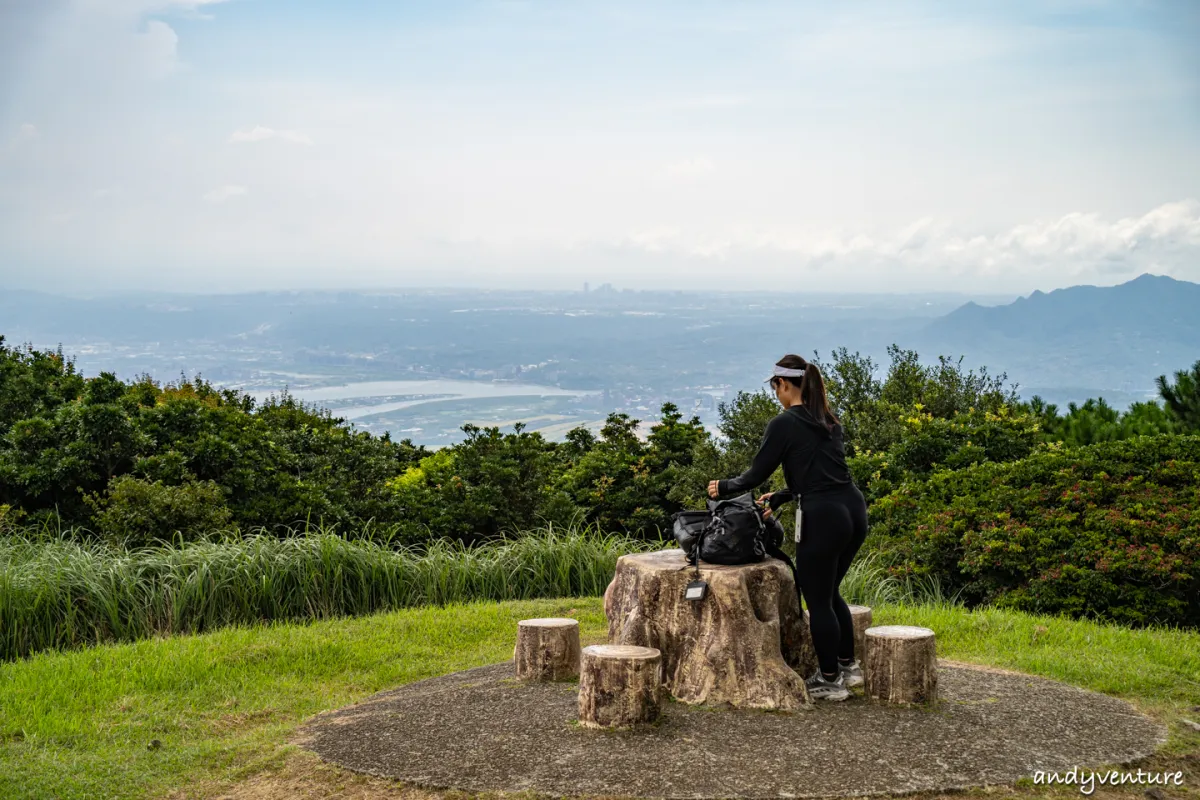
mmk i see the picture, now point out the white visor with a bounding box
[765,365,806,382]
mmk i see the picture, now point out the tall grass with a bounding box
[1,521,951,661]
[0,523,659,661]
[839,550,961,608]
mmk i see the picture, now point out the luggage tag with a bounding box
[684,579,708,601]
[795,500,803,544]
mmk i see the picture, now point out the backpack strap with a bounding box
[763,538,799,598]
[680,517,712,577]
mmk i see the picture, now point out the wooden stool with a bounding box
[863,625,937,705]
[848,605,872,663]
[577,645,663,728]
[803,604,872,663]
[513,618,581,681]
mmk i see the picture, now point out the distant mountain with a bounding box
[930,273,1200,339]
[919,273,1200,401]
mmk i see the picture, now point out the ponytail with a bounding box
[775,354,838,433]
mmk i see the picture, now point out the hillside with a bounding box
[919,273,1200,402]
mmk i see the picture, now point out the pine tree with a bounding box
[1156,359,1200,431]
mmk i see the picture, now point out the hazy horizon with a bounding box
[3,1,1199,295]
[3,269,1190,305]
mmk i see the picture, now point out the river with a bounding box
[251,379,598,421]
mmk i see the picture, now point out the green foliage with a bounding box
[1017,361,1200,447]
[387,404,707,543]
[551,403,707,537]
[84,476,233,547]
[0,504,24,534]
[869,434,1200,627]
[665,390,795,538]
[386,423,564,544]
[848,404,1042,502]
[0,337,86,437]
[0,522,659,661]
[681,346,1035,507]
[0,343,427,532]
[1157,358,1200,431]
[1021,395,1180,446]
[820,345,1017,456]
[6,336,1200,637]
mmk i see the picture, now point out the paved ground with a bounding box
[297,660,1166,799]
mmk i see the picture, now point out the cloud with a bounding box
[2,2,1198,294]
[664,157,715,177]
[1,123,38,158]
[72,0,231,15]
[608,200,1200,289]
[136,19,181,79]
[229,126,314,145]
[203,185,248,203]
[672,95,750,110]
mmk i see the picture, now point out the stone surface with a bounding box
[864,624,938,705]
[299,660,1167,799]
[603,548,816,710]
[513,617,581,681]
[577,644,663,729]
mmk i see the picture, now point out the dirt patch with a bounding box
[297,661,1166,799]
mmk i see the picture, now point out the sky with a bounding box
[1,0,1199,295]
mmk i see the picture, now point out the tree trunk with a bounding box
[513,618,581,681]
[863,625,938,705]
[603,549,815,711]
[577,644,663,729]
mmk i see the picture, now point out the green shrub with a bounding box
[1022,396,1180,446]
[0,342,427,532]
[821,345,1017,456]
[869,434,1200,627]
[848,404,1041,502]
[553,404,706,538]
[85,476,234,547]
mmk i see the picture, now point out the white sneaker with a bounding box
[805,669,851,701]
[839,660,864,689]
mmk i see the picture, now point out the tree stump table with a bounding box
[514,618,581,681]
[577,645,663,729]
[603,549,817,711]
[864,625,938,706]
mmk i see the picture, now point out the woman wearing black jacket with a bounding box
[706,353,868,701]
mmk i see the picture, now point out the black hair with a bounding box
[774,354,838,432]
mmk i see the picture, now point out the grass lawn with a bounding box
[1,598,1198,800]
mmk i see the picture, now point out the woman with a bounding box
[707,354,868,701]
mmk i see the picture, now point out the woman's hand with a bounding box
[757,492,774,517]
[707,480,720,499]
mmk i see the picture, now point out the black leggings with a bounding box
[794,483,869,676]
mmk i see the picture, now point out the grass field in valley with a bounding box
[1,598,1199,800]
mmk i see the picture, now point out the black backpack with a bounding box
[672,493,791,565]
[671,493,799,594]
